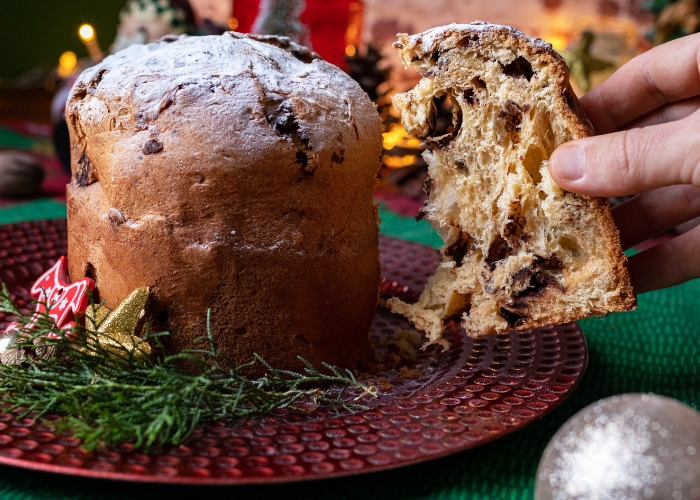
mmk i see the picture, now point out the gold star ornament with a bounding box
[85,287,152,362]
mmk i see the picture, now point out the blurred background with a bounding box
[0,0,695,214]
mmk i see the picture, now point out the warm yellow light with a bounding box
[382,123,422,151]
[228,17,239,30]
[346,24,357,40]
[401,154,417,166]
[57,51,78,78]
[547,35,567,51]
[382,154,417,168]
[345,45,356,57]
[59,51,77,70]
[79,24,95,42]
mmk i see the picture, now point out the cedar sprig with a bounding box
[0,284,374,450]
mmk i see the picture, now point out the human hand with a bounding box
[548,33,700,294]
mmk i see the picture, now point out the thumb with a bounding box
[548,111,700,197]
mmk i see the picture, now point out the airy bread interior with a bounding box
[387,23,636,348]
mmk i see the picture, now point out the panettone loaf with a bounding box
[66,33,382,371]
[387,23,636,347]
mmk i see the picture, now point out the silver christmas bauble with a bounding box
[0,151,44,198]
[536,394,700,500]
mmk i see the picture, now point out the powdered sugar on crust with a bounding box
[395,22,554,68]
[67,32,368,153]
[75,32,338,101]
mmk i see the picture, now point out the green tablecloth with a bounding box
[0,201,697,500]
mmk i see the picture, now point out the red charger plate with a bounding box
[0,219,587,484]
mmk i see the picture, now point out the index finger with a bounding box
[579,33,700,135]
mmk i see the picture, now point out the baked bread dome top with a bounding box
[66,33,382,372]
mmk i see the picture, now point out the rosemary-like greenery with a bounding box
[0,285,373,450]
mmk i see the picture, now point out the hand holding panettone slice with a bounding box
[387,23,636,348]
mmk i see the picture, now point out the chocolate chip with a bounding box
[88,68,107,90]
[331,150,345,164]
[75,154,96,187]
[538,255,563,271]
[499,100,523,141]
[457,34,480,48]
[423,177,433,197]
[499,307,524,328]
[108,208,126,229]
[500,56,534,81]
[486,235,515,269]
[428,99,463,150]
[142,139,163,155]
[503,214,528,246]
[463,88,477,105]
[136,112,147,130]
[265,99,313,175]
[445,231,475,268]
[512,266,534,284]
[425,97,439,137]
[515,272,564,299]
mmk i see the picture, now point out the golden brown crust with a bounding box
[66,33,382,373]
[388,23,635,344]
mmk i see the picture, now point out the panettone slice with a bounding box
[387,23,636,348]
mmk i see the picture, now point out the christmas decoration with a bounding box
[188,0,233,31]
[652,0,700,45]
[346,43,430,203]
[346,44,393,121]
[0,151,44,198]
[0,329,24,366]
[252,0,312,48]
[560,31,615,93]
[4,257,94,338]
[536,394,700,499]
[111,0,196,53]
[0,285,370,451]
[78,24,103,63]
[84,287,152,362]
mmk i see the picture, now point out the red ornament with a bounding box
[5,257,94,337]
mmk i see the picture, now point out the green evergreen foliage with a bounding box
[0,285,372,451]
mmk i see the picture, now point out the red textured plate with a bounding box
[0,220,587,484]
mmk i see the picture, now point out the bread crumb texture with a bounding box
[388,23,636,348]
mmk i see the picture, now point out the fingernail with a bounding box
[552,145,585,181]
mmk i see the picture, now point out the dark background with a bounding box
[0,0,126,79]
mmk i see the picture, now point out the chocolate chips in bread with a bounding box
[387,23,636,347]
[66,33,382,372]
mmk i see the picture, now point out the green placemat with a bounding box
[0,199,66,224]
[0,127,35,150]
[378,204,443,249]
[0,204,696,500]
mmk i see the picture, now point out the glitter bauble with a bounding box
[0,329,24,365]
[535,394,700,500]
